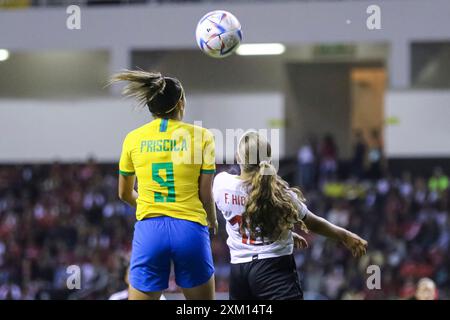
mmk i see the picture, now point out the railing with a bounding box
[0,0,413,9]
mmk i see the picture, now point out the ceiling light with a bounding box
[0,49,10,62]
[236,43,285,56]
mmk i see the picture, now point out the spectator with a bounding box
[0,162,449,300]
[412,278,437,300]
[367,129,383,181]
[297,138,316,190]
[428,167,449,193]
[351,130,367,179]
[414,177,428,205]
[399,171,414,199]
[326,201,350,228]
[319,134,338,184]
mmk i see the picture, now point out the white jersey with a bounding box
[213,172,308,264]
[108,289,128,300]
[108,290,167,300]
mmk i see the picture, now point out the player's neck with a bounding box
[156,115,182,121]
[239,170,252,180]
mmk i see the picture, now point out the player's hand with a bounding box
[208,220,218,235]
[341,231,368,258]
[293,232,308,249]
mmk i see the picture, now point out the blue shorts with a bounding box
[129,216,215,292]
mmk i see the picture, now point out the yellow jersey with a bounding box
[119,118,216,226]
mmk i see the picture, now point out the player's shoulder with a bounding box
[213,171,245,207]
[214,171,239,188]
[213,172,232,200]
[124,122,152,141]
[287,189,309,218]
[214,171,231,181]
[185,122,213,137]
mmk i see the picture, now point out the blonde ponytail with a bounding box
[239,132,308,241]
[109,70,166,107]
[109,69,184,117]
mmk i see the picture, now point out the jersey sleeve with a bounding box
[200,129,216,174]
[119,134,135,176]
[297,200,308,221]
[288,190,308,220]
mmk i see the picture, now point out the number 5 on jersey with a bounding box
[152,162,176,202]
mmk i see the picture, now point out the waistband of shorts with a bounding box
[231,252,294,264]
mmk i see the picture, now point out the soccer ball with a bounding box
[195,10,242,58]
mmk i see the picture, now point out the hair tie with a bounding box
[163,85,184,114]
[146,77,166,104]
[259,160,271,168]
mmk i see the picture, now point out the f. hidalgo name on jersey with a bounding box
[213,172,308,264]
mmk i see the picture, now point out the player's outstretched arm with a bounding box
[199,173,218,235]
[118,174,138,208]
[302,210,367,257]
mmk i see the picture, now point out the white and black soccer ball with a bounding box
[195,10,242,58]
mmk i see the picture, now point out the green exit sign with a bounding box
[313,44,356,57]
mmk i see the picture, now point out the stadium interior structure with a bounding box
[0,0,450,300]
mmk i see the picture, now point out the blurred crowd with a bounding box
[294,169,449,300]
[296,129,384,190]
[293,130,449,299]
[0,155,449,299]
[0,161,134,299]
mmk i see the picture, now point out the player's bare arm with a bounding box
[118,174,138,208]
[302,211,368,258]
[199,172,218,235]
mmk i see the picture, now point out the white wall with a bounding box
[2,0,450,88]
[385,90,450,157]
[0,99,147,163]
[186,93,284,162]
[2,1,450,49]
[0,51,109,98]
[0,93,284,163]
